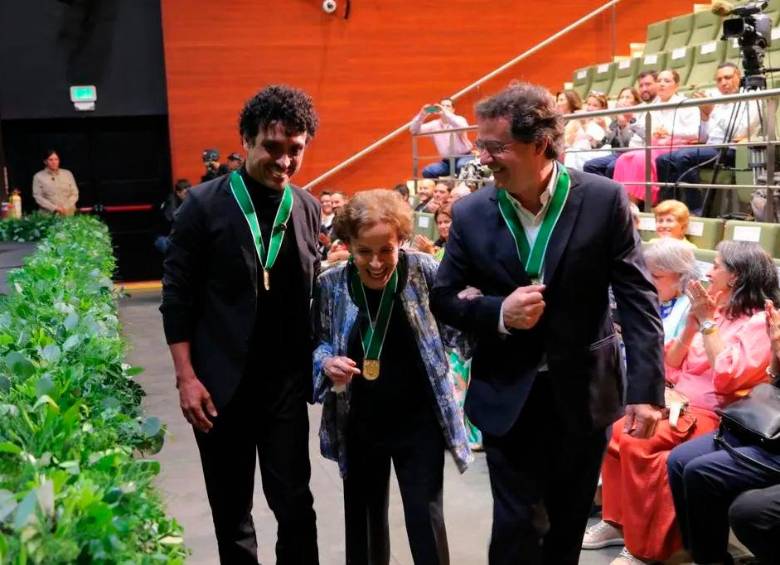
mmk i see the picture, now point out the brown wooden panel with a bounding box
[162,0,699,193]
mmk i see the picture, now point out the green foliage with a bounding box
[0,213,61,243]
[0,216,186,563]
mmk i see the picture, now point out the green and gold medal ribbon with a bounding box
[496,164,571,283]
[349,262,398,380]
[229,170,294,290]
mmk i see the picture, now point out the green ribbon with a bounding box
[228,170,294,283]
[349,263,398,361]
[496,164,571,282]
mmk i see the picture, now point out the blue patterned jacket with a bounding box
[313,251,472,477]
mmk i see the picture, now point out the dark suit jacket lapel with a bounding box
[488,186,533,287]
[223,181,258,291]
[542,174,584,286]
[290,191,314,299]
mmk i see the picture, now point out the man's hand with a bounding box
[691,90,714,121]
[177,370,217,433]
[501,284,546,330]
[323,356,361,386]
[424,199,441,213]
[623,403,663,438]
[457,286,483,301]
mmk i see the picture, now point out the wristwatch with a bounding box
[700,319,718,335]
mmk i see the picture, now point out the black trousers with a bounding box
[193,375,318,564]
[343,414,448,565]
[483,374,608,565]
[730,484,780,564]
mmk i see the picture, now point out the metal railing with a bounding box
[412,87,780,219]
[302,0,623,191]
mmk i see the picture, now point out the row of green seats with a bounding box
[637,212,780,258]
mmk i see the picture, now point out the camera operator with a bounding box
[201,148,224,182]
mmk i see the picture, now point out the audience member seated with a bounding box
[584,87,645,178]
[32,149,79,216]
[657,63,760,214]
[410,97,473,178]
[644,238,699,343]
[636,69,660,104]
[649,199,696,248]
[414,204,451,260]
[565,92,610,170]
[318,191,335,257]
[414,179,437,212]
[154,178,191,255]
[330,191,346,213]
[583,241,775,565]
[556,89,584,151]
[612,69,699,207]
[668,290,780,565]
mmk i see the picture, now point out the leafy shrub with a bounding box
[0,216,185,564]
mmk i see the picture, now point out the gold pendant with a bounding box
[363,359,380,381]
[263,270,270,291]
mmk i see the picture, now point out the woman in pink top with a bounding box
[612,69,699,207]
[583,241,778,565]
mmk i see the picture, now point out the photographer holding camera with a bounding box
[410,97,474,178]
[201,148,227,182]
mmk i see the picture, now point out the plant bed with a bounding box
[0,216,185,564]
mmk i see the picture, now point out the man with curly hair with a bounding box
[161,85,321,564]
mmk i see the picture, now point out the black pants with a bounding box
[483,375,607,565]
[343,414,448,565]
[730,484,780,564]
[193,375,318,564]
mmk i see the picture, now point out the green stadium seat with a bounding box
[644,20,670,55]
[637,212,656,241]
[638,52,667,79]
[694,248,718,263]
[724,220,780,256]
[572,66,594,98]
[686,217,725,249]
[663,14,695,52]
[609,57,640,98]
[690,11,723,45]
[668,46,695,87]
[685,41,727,91]
[589,62,615,96]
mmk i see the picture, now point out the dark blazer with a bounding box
[431,168,665,436]
[160,173,321,410]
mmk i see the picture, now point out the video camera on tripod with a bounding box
[717,0,773,88]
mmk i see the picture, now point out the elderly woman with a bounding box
[668,296,780,565]
[649,199,696,248]
[313,189,471,564]
[613,70,699,206]
[644,238,699,342]
[584,241,776,565]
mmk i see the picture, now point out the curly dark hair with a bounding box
[238,84,319,144]
[717,240,780,319]
[475,83,564,159]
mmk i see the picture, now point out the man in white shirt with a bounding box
[410,97,474,178]
[656,63,759,212]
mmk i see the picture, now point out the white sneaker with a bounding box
[582,520,624,550]
[610,547,651,565]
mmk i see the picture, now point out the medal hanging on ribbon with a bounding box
[229,171,294,291]
[349,262,398,381]
[496,164,570,284]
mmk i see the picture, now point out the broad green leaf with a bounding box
[13,490,37,529]
[62,334,80,352]
[5,351,34,380]
[35,375,54,397]
[33,395,58,411]
[125,366,144,377]
[141,416,162,438]
[40,344,60,364]
[0,442,21,455]
[0,490,17,522]
[63,312,79,331]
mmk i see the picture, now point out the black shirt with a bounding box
[347,257,436,435]
[239,168,309,407]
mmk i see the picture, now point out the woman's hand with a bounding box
[323,356,361,386]
[414,234,435,254]
[686,280,719,324]
[765,299,780,359]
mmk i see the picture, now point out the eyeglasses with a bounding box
[474,139,515,157]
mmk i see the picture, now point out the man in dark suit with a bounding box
[431,83,665,565]
[160,85,321,564]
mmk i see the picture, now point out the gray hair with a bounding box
[643,238,700,292]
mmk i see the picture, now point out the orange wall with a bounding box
[162,0,696,193]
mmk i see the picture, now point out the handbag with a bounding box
[715,382,780,474]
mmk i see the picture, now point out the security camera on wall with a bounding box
[322,0,337,14]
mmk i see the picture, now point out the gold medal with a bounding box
[263,269,270,291]
[363,359,380,380]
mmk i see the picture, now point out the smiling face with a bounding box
[349,221,400,290]
[436,213,452,241]
[433,183,450,204]
[477,116,546,193]
[243,121,307,190]
[320,194,333,215]
[655,213,686,240]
